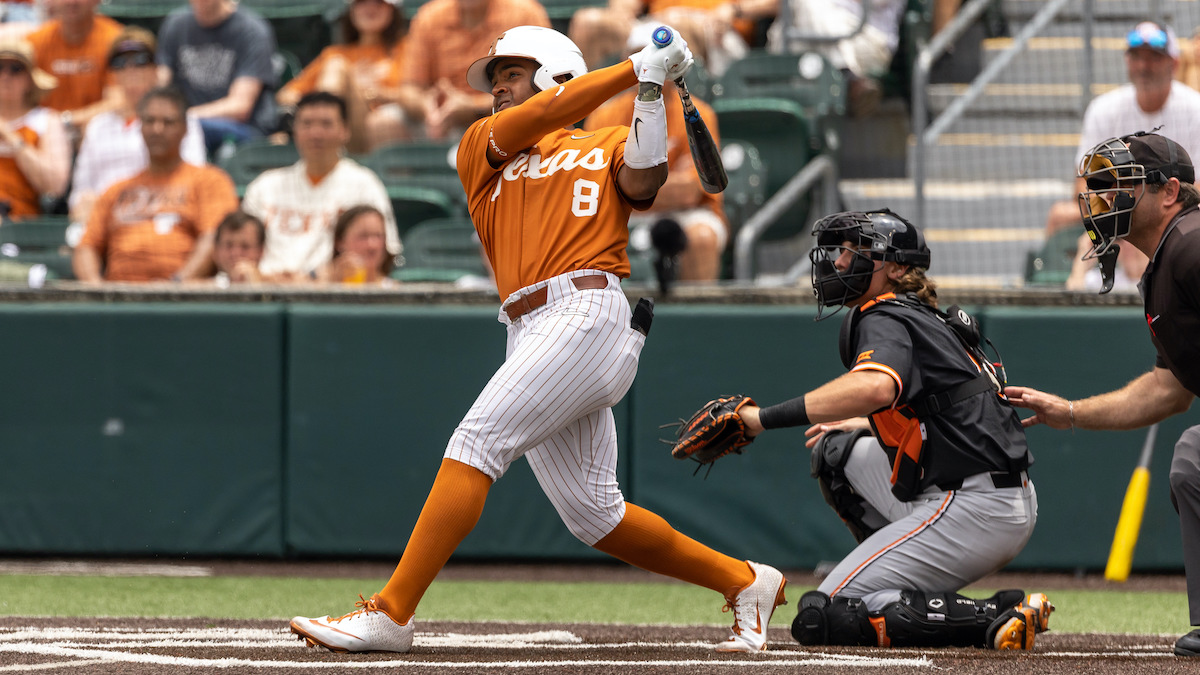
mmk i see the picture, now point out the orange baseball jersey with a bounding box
[81,163,239,281]
[584,86,724,221]
[26,15,123,112]
[456,62,646,300]
[402,0,550,93]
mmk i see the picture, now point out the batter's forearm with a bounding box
[489,61,637,154]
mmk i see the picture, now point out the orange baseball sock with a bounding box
[592,502,754,599]
[377,458,492,621]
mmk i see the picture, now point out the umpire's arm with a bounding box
[1006,367,1194,431]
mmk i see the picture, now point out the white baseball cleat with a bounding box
[290,594,414,653]
[715,561,788,653]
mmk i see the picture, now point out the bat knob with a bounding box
[651,26,673,48]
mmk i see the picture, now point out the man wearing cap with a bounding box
[156,0,278,155]
[1008,131,1200,658]
[1045,21,1200,290]
[69,26,206,228]
[0,38,71,219]
[24,0,123,138]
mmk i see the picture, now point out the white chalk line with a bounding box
[0,626,932,669]
[0,661,107,673]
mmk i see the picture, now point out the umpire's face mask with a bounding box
[810,242,877,319]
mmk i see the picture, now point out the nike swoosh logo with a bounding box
[633,117,642,145]
[570,133,594,140]
[309,619,364,642]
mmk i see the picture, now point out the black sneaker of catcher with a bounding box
[1175,628,1200,656]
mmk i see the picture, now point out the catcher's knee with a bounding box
[790,591,878,646]
[811,429,882,543]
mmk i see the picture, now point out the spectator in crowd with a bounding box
[319,204,398,285]
[584,27,726,283]
[207,209,265,286]
[1046,21,1200,235]
[765,0,905,117]
[394,0,550,140]
[1041,21,1200,287]
[569,0,774,77]
[0,38,69,219]
[25,0,122,139]
[72,86,239,282]
[69,26,206,228]
[241,91,399,281]
[278,0,408,153]
[156,0,279,154]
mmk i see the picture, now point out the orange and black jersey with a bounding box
[846,293,1031,498]
[1142,205,1200,397]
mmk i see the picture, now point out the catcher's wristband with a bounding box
[759,395,808,429]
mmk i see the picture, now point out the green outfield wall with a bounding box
[0,299,1195,571]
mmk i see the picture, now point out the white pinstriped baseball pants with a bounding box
[444,270,643,545]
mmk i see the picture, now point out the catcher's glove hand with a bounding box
[667,395,757,469]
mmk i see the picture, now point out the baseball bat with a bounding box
[650,26,728,194]
[1104,423,1158,582]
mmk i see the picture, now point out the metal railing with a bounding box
[733,153,839,281]
[911,0,1073,225]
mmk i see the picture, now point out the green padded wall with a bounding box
[284,304,618,559]
[985,307,1200,570]
[631,305,858,568]
[0,304,285,555]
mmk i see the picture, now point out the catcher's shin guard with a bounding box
[811,429,885,543]
[877,589,1026,648]
[790,591,878,647]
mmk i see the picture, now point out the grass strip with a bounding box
[0,575,1188,635]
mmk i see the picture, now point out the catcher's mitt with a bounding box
[667,395,757,467]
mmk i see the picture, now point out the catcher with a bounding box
[671,209,1055,650]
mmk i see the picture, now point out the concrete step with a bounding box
[909,133,1081,180]
[1001,0,1180,24]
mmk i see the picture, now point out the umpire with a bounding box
[1007,131,1200,657]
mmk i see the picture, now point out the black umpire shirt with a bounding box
[1141,204,1200,397]
[849,296,1031,496]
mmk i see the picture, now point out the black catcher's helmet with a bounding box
[809,209,930,319]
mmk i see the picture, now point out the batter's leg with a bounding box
[1169,425,1200,625]
[525,408,754,595]
[376,459,493,620]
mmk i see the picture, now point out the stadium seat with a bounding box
[392,216,488,282]
[1024,227,1082,287]
[712,50,846,118]
[387,185,457,237]
[217,140,300,196]
[362,140,467,209]
[0,215,74,280]
[97,0,176,33]
[719,140,767,238]
[239,0,339,64]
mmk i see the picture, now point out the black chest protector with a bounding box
[839,294,1006,418]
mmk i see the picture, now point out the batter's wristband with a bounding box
[759,395,809,429]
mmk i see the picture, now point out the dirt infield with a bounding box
[0,560,1195,673]
[0,616,1191,674]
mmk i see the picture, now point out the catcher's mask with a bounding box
[809,209,930,320]
[1076,136,1147,262]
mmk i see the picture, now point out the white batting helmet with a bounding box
[466,26,587,94]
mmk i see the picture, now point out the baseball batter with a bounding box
[727,210,1053,649]
[289,25,787,655]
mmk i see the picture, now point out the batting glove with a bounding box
[635,33,693,85]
